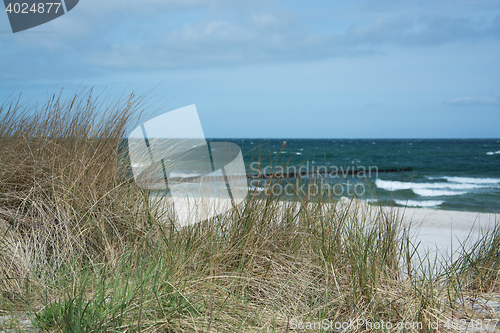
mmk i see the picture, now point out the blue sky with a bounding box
[1,0,500,138]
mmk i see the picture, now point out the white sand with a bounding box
[333,197,498,255]
[150,195,236,228]
[389,206,498,260]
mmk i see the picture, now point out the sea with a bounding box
[207,138,500,213]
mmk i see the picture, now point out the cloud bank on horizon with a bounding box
[1,0,499,138]
[447,96,500,106]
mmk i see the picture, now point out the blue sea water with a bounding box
[208,139,500,213]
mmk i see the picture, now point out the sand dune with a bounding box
[152,194,498,260]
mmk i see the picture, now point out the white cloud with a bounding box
[95,14,499,70]
[446,96,500,106]
[79,0,219,15]
[1,1,500,78]
[167,20,256,46]
[250,13,279,29]
[340,15,488,47]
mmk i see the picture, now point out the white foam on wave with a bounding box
[412,189,467,197]
[375,179,485,191]
[486,151,500,155]
[427,176,500,186]
[375,179,471,197]
[378,176,500,198]
[444,176,500,185]
[394,199,444,208]
[170,171,203,178]
[249,186,266,192]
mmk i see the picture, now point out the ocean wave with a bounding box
[249,186,266,192]
[486,151,500,155]
[412,189,467,197]
[169,171,203,178]
[426,176,500,185]
[394,199,444,208]
[444,176,500,185]
[375,179,485,191]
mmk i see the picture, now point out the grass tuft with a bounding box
[0,91,499,332]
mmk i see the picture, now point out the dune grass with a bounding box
[0,91,499,332]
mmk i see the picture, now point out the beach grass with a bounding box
[0,91,499,332]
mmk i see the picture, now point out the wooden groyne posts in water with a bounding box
[247,167,413,180]
[150,167,413,184]
[376,167,413,174]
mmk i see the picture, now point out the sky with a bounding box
[1,0,500,138]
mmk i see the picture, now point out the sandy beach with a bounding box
[153,194,498,260]
[327,197,498,259]
[390,205,498,260]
